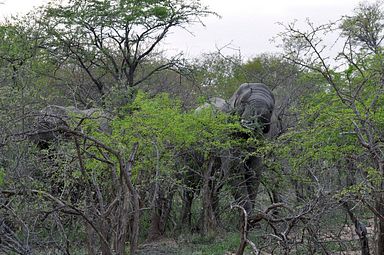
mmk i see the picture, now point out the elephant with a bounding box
[29,105,111,149]
[226,83,275,213]
[27,105,112,205]
[180,83,275,225]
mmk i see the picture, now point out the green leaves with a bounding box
[340,1,384,51]
[112,91,242,150]
[151,6,169,19]
[0,167,5,187]
[276,86,360,175]
[80,91,248,178]
[0,21,43,70]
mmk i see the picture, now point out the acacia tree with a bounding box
[37,0,214,106]
[278,2,384,254]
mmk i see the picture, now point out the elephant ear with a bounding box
[229,84,252,114]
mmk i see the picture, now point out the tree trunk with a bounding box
[374,161,384,255]
[236,213,247,255]
[181,189,194,229]
[375,192,384,255]
[85,222,97,255]
[202,158,218,234]
[344,202,370,255]
[119,143,140,255]
[115,186,130,255]
[148,142,162,240]
[148,188,163,241]
[100,231,113,255]
[128,179,140,255]
[342,158,371,255]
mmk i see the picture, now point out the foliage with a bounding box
[234,54,301,90]
[276,2,384,253]
[85,91,246,179]
[340,1,384,51]
[5,1,384,254]
[188,51,243,98]
[37,0,215,107]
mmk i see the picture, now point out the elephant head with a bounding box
[228,83,275,133]
[195,97,231,113]
[29,105,111,148]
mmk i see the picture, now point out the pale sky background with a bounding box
[0,0,379,59]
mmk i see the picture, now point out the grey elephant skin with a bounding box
[29,105,111,148]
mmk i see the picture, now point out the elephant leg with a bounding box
[211,186,221,224]
[179,163,201,230]
[229,164,253,214]
[244,156,263,211]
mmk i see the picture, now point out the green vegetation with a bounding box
[1,1,384,255]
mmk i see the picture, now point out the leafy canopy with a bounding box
[84,91,248,177]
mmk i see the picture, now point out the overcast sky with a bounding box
[0,0,378,58]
